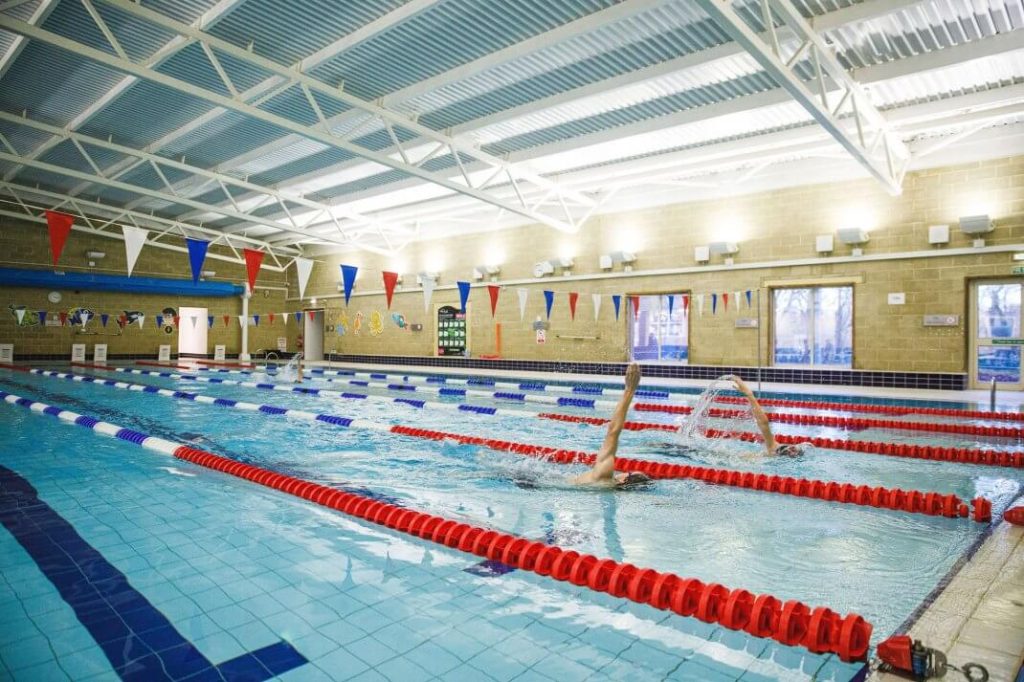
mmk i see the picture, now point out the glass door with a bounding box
[971,281,1023,389]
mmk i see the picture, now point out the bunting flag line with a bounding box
[243,248,265,294]
[612,294,621,321]
[308,310,317,321]
[57,312,67,327]
[208,315,214,329]
[712,293,718,315]
[15,309,25,325]
[80,311,91,329]
[45,211,74,266]
[238,315,246,328]
[667,294,674,318]
[340,264,358,305]
[101,313,109,328]
[630,295,640,321]
[487,285,500,318]
[592,293,602,321]
[282,312,289,326]
[457,281,471,313]
[136,313,145,329]
[253,314,260,327]
[421,277,436,314]
[568,292,578,321]
[543,290,554,320]
[268,312,276,325]
[156,315,164,328]
[294,257,314,301]
[683,294,690,316]
[121,225,148,277]
[382,271,399,310]
[185,238,209,285]
[223,315,231,327]
[745,290,753,308]
[294,311,302,325]
[734,291,742,312]
[695,293,705,317]
[722,292,729,312]
[517,288,528,321]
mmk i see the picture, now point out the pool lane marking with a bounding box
[55,367,1024,469]
[25,369,990,523]
[0,388,876,663]
[0,464,307,681]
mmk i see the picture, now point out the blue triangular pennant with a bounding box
[38,311,47,325]
[746,290,753,308]
[543,290,554,319]
[186,238,209,285]
[253,314,260,326]
[294,311,302,324]
[612,295,621,320]
[100,313,109,327]
[457,281,471,313]
[340,264,358,305]
[156,315,164,328]
[667,295,674,318]
[207,315,214,328]
[712,293,718,315]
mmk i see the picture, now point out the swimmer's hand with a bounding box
[624,363,641,392]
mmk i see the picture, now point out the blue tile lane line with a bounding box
[0,465,308,682]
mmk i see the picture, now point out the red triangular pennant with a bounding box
[382,271,399,310]
[45,211,74,265]
[268,312,275,325]
[682,294,690,315]
[223,315,230,327]
[243,248,265,293]
[173,315,181,327]
[308,310,316,321]
[58,311,68,326]
[487,284,500,318]
[630,295,640,320]
[722,293,729,311]
[568,292,578,321]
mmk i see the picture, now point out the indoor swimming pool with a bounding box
[1,363,1023,681]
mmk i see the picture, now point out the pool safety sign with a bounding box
[536,328,546,344]
[71,343,86,363]
[436,305,468,356]
[992,338,1024,345]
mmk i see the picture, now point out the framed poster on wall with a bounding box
[436,304,469,356]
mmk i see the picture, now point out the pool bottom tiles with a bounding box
[0,404,858,682]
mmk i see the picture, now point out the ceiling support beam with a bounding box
[1,0,597,233]
[0,0,58,79]
[692,0,910,194]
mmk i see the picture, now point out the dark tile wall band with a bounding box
[325,354,968,391]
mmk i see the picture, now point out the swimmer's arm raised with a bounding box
[589,363,641,481]
[727,375,777,455]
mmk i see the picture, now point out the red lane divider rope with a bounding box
[388,426,988,523]
[712,394,1024,422]
[169,443,874,661]
[633,403,1024,439]
[191,360,255,368]
[537,413,1024,469]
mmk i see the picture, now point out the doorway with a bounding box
[970,281,1023,389]
[303,309,325,361]
[177,306,208,357]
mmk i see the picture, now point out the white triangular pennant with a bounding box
[695,294,705,317]
[591,293,602,321]
[517,288,528,321]
[238,315,246,327]
[137,313,145,329]
[294,258,314,301]
[421,278,435,314]
[15,308,25,324]
[190,315,198,328]
[282,312,288,325]
[80,311,91,329]
[121,226,149,277]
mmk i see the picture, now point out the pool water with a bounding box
[2,365,1022,681]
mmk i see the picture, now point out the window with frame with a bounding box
[629,294,689,363]
[772,286,853,368]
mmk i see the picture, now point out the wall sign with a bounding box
[536,328,546,344]
[158,345,171,362]
[214,344,226,361]
[437,305,468,356]
[71,344,86,363]
[887,292,906,305]
[93,344,107,364]
[0,344,12,363]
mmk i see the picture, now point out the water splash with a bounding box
[675,375,759,453]
[277,352,303,383]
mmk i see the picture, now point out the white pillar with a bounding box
[239,284,251,361]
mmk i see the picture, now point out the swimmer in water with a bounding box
[570,363,653,489]
[725,375,806,457]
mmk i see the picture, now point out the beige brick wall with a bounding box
[295,155,1024,373]
[0,218,298,357]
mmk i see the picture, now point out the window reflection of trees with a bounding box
[774,286,852,367]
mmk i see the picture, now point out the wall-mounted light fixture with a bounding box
[707,241,739,265]
[959,214,993,247]
[928,224,950,245]
[694,246,710,264]
[599,251,637,272]
[472,264,501,281]
[837,228,869,256]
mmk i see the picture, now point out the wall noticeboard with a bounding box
[436,305,469,356]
